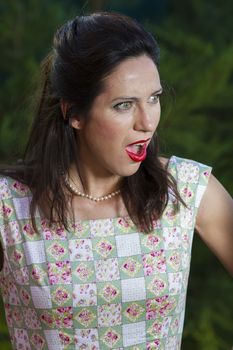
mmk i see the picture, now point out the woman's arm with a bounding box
[195,173,233,276]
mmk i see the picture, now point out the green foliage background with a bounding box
[0,0,232,349]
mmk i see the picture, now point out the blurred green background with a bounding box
[0,0,232,349]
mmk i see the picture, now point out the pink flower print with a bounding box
[146,296,176,320]
[101,284,119,302]
[4,221,21,246]
[56,227,66,238]
[8,282,20,305]
[168,251,181,271]
[146,299,158,320]
[41,220,66,240]
[0,178,11,199]
[52,287,70,305]
[95,258,119,281]
[182,232,189,244]
[48,261,71,285]
[23,223,36,239]
[98,303,121,327]
[12,307,23,326]
[31,265,46,284]
[96,239,113,257]
[14,267,29,285]
[157,258,166,272]
[148,277,167,296]
[40,311,54,327]
[12,181,28,194]
[203,170,210,178]
[180,207,193,229]
[165,207,176,222]
[31,267,41,281]
[151,219,162,229]
[5,303,13,327]
[163,227,181,250]
[181,186,193,199]
[125,302,144,321]
[24,308,41,329]
[123,260,135,273]
[71,221,86,235]
[43,228,53,240]
[142,250,166,275]
[147,339,161,349]
[11,248,24,266]
[14,329,31,350]
[102,329,120,348]
[146,235,160,248]
[49,243,66,258]
[69,239,93,261]
[118,218,130,228]
[59,332,72,346]
[31,333,45,349]
[92,219,115,236]
[121,258,141,277]
[76,308,96,327]
[74,329,99,349]
[20,287,31,306]
[73,283,97,307]
[151,322,162,334]
[54,307,73,328]
[143,234,160,249]
[1,278,9,301]
[75,263,93,281]
[178,162,199,183]
[3,204,13,217]
[116,217,135,233]
[170,317,179,334]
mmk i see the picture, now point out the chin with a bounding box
[115,162,142,177]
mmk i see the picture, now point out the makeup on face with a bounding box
[75,55,161,178]
[125,138,151,162]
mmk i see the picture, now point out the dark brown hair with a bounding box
[1,12,185,232]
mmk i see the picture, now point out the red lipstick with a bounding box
[125,138,150,162]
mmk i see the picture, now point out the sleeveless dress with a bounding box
[0,155,212,350]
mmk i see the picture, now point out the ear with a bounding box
[70,117,83,130]
[60,99,83,130]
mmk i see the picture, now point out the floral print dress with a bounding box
[0,156,212,350]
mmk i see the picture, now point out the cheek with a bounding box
[92,119,124,140]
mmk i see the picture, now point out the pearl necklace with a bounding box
[65,176,121,202]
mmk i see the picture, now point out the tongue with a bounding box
[126,144,143,155]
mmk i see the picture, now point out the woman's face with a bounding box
[73,54,162,178]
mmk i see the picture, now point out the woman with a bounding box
[0,12,232,350]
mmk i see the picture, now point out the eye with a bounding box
[113,101,132,111]
[148,94,160,104]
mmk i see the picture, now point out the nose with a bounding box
[133,103,160,132]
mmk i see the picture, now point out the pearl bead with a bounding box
[65,176,121,202]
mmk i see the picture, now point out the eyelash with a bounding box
[113,94,161,111]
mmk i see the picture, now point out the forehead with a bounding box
[102,55,161,95]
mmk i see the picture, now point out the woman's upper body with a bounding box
[1,156,233,276]
[0,155,219,350]
[0,11,232,350]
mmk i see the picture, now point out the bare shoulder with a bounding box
[196,173,233,275]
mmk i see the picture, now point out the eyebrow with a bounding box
[111,88,163,103]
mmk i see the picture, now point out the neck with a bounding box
[68,163,122,197]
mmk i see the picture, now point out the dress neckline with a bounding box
[38,155,175,226]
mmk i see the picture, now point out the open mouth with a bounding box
[125,138,150,162]
[126,143,146,155]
